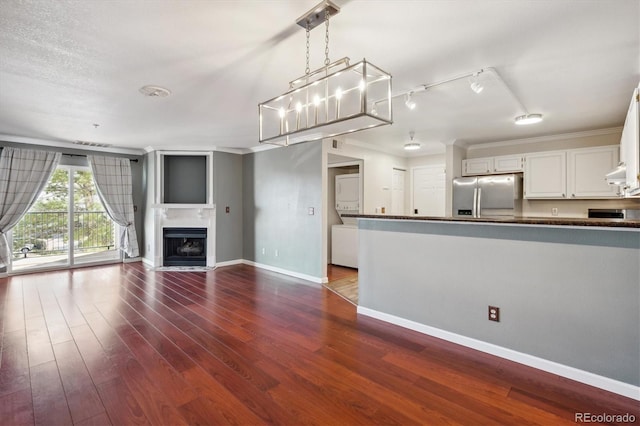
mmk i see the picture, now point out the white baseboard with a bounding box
[123,256,142,264]
[141,257,154,267]
[357,306,640,401]
[242,260,324,284]
[215,259,244,267]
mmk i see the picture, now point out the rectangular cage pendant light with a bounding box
[258,1,392,146]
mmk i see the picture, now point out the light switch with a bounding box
[308,207,315,215]
[225,206,230,213]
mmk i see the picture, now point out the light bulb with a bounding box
[335,87,343,99]
[359,80,366,91]
[278,108,285,118]
[295,102,302,112]
[313,94,321,106]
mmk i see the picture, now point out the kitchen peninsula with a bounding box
[346,214,640,399]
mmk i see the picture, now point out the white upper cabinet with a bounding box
[463,155,523,176]
[567,146,620,198]
[524,146,620,199]
[463,157,493,175]
[620,87,639,195]
[524,151,567,199]
[493,154,524,173]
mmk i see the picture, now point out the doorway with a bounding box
[412,165,446,216]
[9,166,120,273]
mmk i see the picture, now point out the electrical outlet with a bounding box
[551,207,558,216]
[261,248,265,255]
[488,306,500,322]
[225,206,230,213]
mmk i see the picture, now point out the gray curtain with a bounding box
[88,155,139,258]
[0,147,61,268]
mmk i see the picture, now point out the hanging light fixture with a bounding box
[404,131,421,150]
[258,0,393,146]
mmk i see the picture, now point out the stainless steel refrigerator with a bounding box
[453,174,523,217]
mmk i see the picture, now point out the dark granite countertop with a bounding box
[341,214,640,229]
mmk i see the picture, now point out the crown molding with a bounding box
[466,127,623,151]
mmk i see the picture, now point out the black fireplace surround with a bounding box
[163,227,207,266]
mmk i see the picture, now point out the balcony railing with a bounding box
[12,211,116,258]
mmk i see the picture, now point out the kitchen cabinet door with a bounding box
[567,146,620,198]
[493,155,523,173]
[463,157,493,175]
[524,151,567,198]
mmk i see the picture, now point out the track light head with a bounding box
[405,93,417,110]
[469,73,484,94]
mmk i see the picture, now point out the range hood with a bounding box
[605,162,627,186]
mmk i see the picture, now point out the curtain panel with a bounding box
[88,155,140,258]
[0,147,61,268]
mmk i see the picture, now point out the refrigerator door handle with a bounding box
[476,187,482,217]
[472,188,478,217]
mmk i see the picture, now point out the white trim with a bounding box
[215,259,244,267]
[466,127,623,151]
[242,260,324,284]
[123,256,141,263]
[357,306,640,401]
[0,134,145,155]
[246,144,281,154]
[142,257,154,267]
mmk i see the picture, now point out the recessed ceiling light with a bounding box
[515,113,543,125]
[139,85,171,98]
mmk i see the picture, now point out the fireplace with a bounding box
[163,227,207,266]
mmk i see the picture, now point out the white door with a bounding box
[391,168,406,215]
[412,165,446,216]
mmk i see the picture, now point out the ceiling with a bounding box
[0,0,638,157]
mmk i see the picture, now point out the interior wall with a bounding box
[214,151,243,262]
[243,142,323,278]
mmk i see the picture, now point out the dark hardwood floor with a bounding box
[1,263,638,425]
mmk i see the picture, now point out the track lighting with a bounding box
[405,92,417,110]
[469,73,484,94]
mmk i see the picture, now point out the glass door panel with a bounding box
[10,166,121,273]
[11,168,70,271]
[73,169,119,265]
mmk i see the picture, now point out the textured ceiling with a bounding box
[0,0,638,156]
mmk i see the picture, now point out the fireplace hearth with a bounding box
[163,227,207,266]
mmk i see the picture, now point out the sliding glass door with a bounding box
[10,166,120,272]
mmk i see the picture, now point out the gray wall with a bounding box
[358,219,640,386]
[0,142,145,260]
[243,142,323,278]
[214,151,243,262]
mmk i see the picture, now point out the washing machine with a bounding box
[332,173,360,268]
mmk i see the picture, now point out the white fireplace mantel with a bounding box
[152,204,216,267]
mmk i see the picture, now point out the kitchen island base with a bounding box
[357,218,640,400]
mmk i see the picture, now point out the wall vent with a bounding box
[74,140,112,148]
